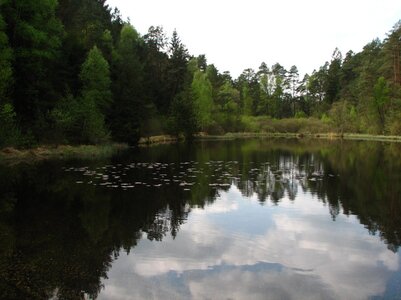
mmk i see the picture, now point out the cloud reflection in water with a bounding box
[99,185,399,300]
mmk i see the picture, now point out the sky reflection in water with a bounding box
[99,177,400,299]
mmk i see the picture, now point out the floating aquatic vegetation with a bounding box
[65,158,326,202]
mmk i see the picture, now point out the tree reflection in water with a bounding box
[0,138,400,299]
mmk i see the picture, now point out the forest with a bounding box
[0,0,400,147]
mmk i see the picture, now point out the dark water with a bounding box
[0,139,400,300]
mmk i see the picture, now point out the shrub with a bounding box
[295,111,307,118]
[386,111,401,135]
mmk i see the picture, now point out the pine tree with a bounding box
[1,0,63,131]
[80,46,112,114]
[167,30,189,103]
[111,24,144,145]
[325,48,343,104]
[78,46,110,143]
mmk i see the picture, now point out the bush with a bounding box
[386,111,401,135]
[241,116,259,132]
[50,94,109,145]
[295,111,307,118]
[204,120,225,135]
[329,101,359,134]
[212,115,331,135]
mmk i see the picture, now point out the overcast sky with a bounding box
[106,0,401,77]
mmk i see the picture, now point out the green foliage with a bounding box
[308,64,327,103]
[386,111,401,135]
[329,100,357,133]
[98,29,114,62]
[240,115,260,132]
[50,94,78,143]
[1,0,63,129]
[51,93,109,145]
[111,24,144,145]
[373,76,390,132]
[321,113,331,124]
[0,104,21,147]
[167,30,190,102]
[80,46,112,113]
[295,111,307,118]
[191,70,213,131]
[168,89,199,139]
[325,48,342,104]
[143,26,169,114]
[0,14,12,101]
[79,97,109,144]
[242,85,253,116]
[271,118,331,134]
[56,0,116,102]
[214,81,242,132]
[78,46,111,144]
[238,116,331,134]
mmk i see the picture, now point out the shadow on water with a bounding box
[0,138,400,299]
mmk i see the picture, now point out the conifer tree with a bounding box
[111,24,144,145]
[78,46,110,143]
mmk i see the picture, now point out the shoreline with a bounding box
[1,133,400,164]
[138,135,180,146]
[0,144,129,165]
[196,132,401,142]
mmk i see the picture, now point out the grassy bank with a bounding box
[0,144,128,165]
[197,132,401,142]
[199,116,401,142]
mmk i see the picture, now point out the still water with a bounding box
[0,138,400,299]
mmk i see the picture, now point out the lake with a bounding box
[0,138,400,300]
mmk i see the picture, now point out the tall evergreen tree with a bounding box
[169,88,199,139]
[80,46,112,113]
[325,48,342,104]
[143,26,169,113]
[78,46,110,143]
[288,65,299,116]
[339,50,360,104]
[56,0,113,96]
[257,62,275,115]
[382,21,401,86]
[206,64,224,104]
[167,30,189,104]
[1,0,63,132]
[111,24,144,145]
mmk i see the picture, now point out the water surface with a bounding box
[0,139,400,299]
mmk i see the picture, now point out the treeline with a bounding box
[0,1,400,148]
